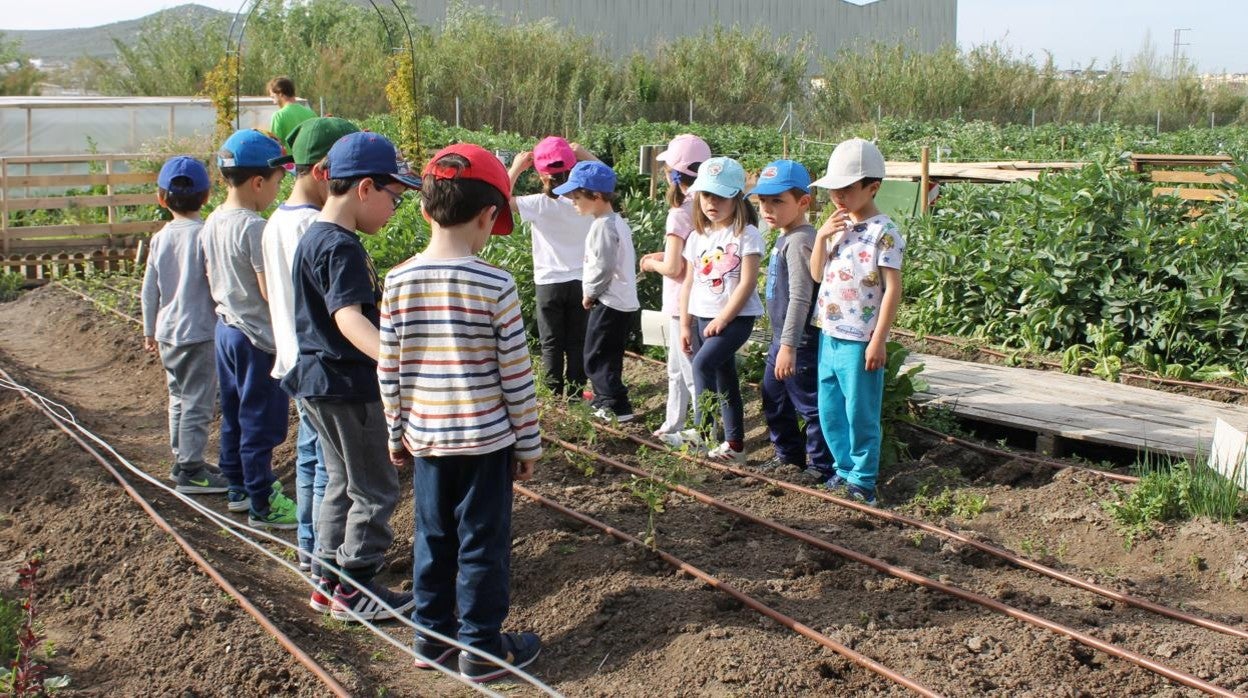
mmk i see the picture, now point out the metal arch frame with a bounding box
[224,0,420,130]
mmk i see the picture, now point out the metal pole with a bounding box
[688,99,693,124]
[1156,109,1161,134]
[877,104,882,121]
[1030,108,1036,128]
[1210,111,1215,129]
[1097,106,1102,124]
[319,96,325,116]
[455,96,460,128]
[578,98,584,132]
[920,146,931,215]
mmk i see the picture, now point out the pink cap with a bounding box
[533,136,576,174]
[656,134,712,176]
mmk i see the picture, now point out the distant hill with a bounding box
[1,4,230,60]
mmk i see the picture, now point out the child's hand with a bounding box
[774,344,796,380]
[569,142,593,161]
[817,207,850,242]
[703,317,726,338]
[390,449,411,467]
[143,336,158,354]
[582,297,595,310]
[513,458,537,481]
[680,325,694,355]
[511,150,534,173]
[865,337,887,372]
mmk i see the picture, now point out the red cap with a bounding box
[423,143,515,235]
[533,136,576,174]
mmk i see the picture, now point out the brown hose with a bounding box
[55,281,143,328]
[513,483,943,698]
[2,366,352,698]
[545,434,1244,697]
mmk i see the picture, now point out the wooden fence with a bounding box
[0,152,191,254]
[0,249,138,280]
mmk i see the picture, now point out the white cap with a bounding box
[811,137,886,190]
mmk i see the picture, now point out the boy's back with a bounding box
[263,204,320,379]
[142,218,216,345]
[380,255,540,458]
[202,206,276,353]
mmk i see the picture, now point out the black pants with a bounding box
[584,304,634,415]
[535,281,588,397]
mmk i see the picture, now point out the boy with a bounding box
[201,129,297,528]
[809,138,905,506]
[283,131,420,620]
[140,156,227,494]
[553,160,639,422]
[379,143,541,681]
[267,76,318,149]
[262,117,359,572]
[751,160,834,482]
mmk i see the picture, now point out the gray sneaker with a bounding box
[175,466,230,494]
[169,461,222,481]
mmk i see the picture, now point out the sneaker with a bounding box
[174,466,230,494]
[758,457,790,471]
[169,461,222,481]
[458,632,542,683]
[414,636,459,670]
[708,442,747,466]
[846,483,879,506]
[226,487,250,512]
[248,491,298,530]
[824,473,850,491]
[330,580,415,622]
[795,467,832,487]
[309,577,335,613]
[592,407,636,424]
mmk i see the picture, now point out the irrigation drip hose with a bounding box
[513,483,944,698]
[0,365,352,698]
[584,418,1248,642]
[543,434,1244,698]
[55,281,143,328]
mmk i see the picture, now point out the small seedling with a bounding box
[626,475,668,550]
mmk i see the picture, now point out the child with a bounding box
[507,137,596,399]
[282,131,421,620]
[200,129,297,529]
[553,160,640,422]
[677,157,765,465]
[809,138,905,505]
[262,117,359,572]
[750,160,834,481]
[379,143,542,681]
[140,156,227,494]
[640,134,710,444]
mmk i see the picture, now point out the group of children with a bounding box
[140,123,902,683]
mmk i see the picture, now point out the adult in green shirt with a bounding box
[268,76,318,150]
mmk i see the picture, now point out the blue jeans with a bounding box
[691,315,755,443]
[817,334,884,490]
[214,321,288,508]
[761,337,833,473]
[411,448,513,655]
[295,401,328,561]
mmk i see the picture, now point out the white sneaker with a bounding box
[592,407,636,424]
[707,442,747,466]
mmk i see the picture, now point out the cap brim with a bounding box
[394,173,423,190]
[268,154,294,167]
[811,174,865,190]
[551,181,578,196]
[748,182,806,197]
[492,209,515,235]
[688,181,741,198]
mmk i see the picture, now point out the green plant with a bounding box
[0,553,68,696]
[625,475,667,550]
[1099,452,1245,549]
[0,274,22,303]
[908,486,988,520]
[881,342,926,467]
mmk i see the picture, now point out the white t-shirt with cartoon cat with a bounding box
[683,224,766,319]
[813,214,905,342]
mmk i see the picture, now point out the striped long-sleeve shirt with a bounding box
[379,255,542,461]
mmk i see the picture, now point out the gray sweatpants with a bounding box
[158,340,217,467]
[302,398,399,577]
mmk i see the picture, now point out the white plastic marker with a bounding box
[1209,418,1247,490]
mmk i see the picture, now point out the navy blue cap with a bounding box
[749,159,811,196]
[217,129,284,169]
[158,156,211,194]
[325,132,421,189]
[552,160,616,196]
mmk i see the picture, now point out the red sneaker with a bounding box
[309,577,334,613]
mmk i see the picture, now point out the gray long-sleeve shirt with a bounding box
[140,218,217,345]
[582,212,640,312]
[765,223,819,348]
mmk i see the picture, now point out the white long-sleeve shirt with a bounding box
[581,212,639,312]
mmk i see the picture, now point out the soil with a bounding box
[1,284,1246,697]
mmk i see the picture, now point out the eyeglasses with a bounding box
[379,185,407,211]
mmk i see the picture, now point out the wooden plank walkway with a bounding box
[908,353,1248,460]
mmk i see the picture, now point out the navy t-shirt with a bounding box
[283,222,382,402]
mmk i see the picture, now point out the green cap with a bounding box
[268,117,359,167]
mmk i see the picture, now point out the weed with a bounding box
[1187,553,1206,575]
[0,553,69,696]
[625,475,668,550]
[881,342,926,467]
[908,485,988,520]
[0,274,23,303]
[566,452,596,478]
[556,543,577,555]
[1101,454,1246,549]
[370,649,387,662]
[908,531,926,547]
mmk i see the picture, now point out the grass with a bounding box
[907,485,989,520]
[0,596,20,667]
[1101,454,1247,549]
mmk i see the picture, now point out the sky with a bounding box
[3,0,1246,73]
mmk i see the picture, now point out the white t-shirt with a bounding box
[261,203,320,378]
[660,200,694,317]
[514,194,591,285]
[683,223,766,320]
[813,214,905,342]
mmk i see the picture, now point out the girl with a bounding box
[676,157,764,465]
[640,134,711,445]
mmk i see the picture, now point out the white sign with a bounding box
[1208,418,1248,490]
[641,309,670,348]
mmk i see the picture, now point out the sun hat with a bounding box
[687,156,746,198]
[325,132,421,189]
[270,117,359,167]
[423,142,515,235]
[656,134,712,176]
[157,156,211,194]
[533,136,577,174]
[217,129,284,169]
[551,160,617,196]
[748,159,811,196]
[811,138,886,190]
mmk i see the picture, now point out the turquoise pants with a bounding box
[817,334,884,490]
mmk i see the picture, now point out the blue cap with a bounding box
[552,160,617,196]
[217,129,284,169]
[749,160,811,196]
[688,157,746,198]
[325,132,421,189]
[157,156,211,194]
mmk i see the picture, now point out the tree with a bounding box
[0,34,41,96]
